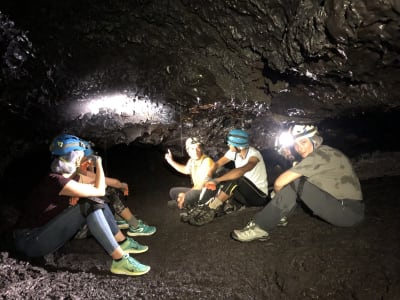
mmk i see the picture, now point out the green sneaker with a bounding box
[116,220,129,229]
[120,237,148,254]
[110,253,150,276]
[127,220,157,237]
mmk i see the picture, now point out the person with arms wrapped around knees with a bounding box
[13,134,150,276]
[78,141,156,237]
[231,124,365,242]
[164,137,215,210]
[186,128,270,226]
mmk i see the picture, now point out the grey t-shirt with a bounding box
[291,145,363,200]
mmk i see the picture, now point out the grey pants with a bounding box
[254,178,365,230]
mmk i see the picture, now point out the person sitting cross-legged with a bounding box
[164,137,215,210]
[186,128,270,226]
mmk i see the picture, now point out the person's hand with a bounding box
[79,159,91,174]
[69,196,79,206]
[205,179,218,191]
[87,155,101,164]
[177,192,185,209]
[165,149,173,163]
[120,182,129,196]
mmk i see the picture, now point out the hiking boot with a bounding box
[167,199,178,208]
[231,220,269,242]
[189,206,216,226]
[116,220,129,230]
[277,216,288,227]
[222,199,244,215]
[110,253,150,276]
[120,237,148,254]
[180,205,204,222]
[127,220,157,237]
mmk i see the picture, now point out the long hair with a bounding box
[310,134,323,149]
[50,150,82,174]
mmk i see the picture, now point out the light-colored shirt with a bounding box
[224,146,269,194]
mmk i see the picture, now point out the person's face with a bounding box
[75,151,85,167]
[228,144,239,152]
[186,144,202,159]
[294,138,314,158]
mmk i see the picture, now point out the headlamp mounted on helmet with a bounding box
[275,124,318,153]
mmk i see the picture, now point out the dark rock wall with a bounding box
[1,0,400,175]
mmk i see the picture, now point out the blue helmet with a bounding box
[227,129,249,148]
[49,134,88,156]
[81,139,95,156]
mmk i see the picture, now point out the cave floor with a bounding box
[1,146,400,299]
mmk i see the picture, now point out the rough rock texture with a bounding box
[1,1,400,298]
[1,1,400,155]
[1,147,399,299]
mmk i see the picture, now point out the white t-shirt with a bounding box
[224,146,269,194]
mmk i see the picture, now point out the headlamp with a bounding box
[275,132,294,151]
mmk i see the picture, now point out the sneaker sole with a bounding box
[127,230,156,237]
[230,232,269,242]
[123,246,149,254]
[118,224,129,230]
[111,266,151,276]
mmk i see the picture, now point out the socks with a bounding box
[118,238,127,245]
[127,216,139,228]
[209,198,223,209]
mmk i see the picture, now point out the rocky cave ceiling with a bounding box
[1,0,400,175]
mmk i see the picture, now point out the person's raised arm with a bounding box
[60,156,106,198]
[164,149,190,174]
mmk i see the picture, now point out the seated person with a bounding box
[164,137,215,209]
[78,142,156,237]
[232,124,365,242]
[187,129,270,226]
[13,134,150,276]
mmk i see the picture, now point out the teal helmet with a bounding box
[49,134,88,156]
[227,129,249,148]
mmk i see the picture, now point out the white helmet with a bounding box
[185,137,202,152]
[289,125,318,141]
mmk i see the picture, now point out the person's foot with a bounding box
[120,237,148,254]
[116,220,129,230]
[167,199,178,208]
[110,253,150,276]
[180,205,204,222]
[222,199,244,215]
[127,220,157,237]
[231,220,269,242]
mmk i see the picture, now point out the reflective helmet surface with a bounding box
[227,129,249,148]
[81,139,95,156]
[49,134,86,156]
[185,137,201,149]
[289,125,317,141]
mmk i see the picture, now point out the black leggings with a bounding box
[219,176,269,207]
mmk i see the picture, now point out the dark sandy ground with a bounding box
[1,145,400,299]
